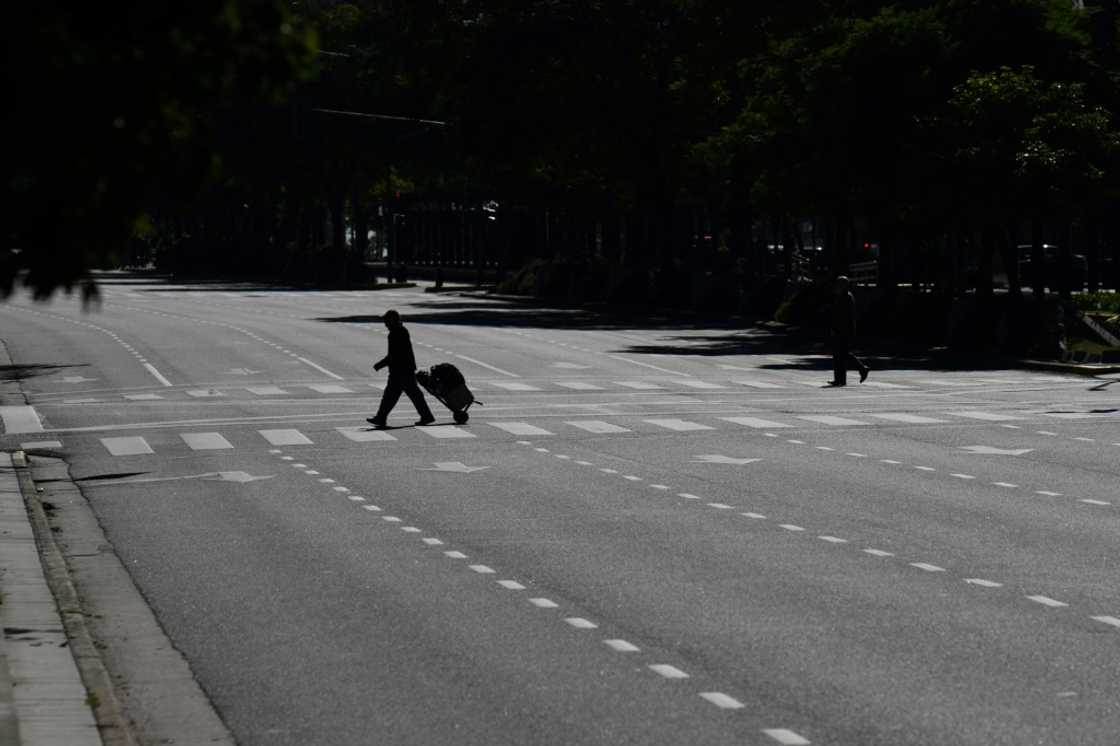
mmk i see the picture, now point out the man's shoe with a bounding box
[826,380,846,387]
[415,416,436,426]
[859,367,869,383]
[366,417,387,428]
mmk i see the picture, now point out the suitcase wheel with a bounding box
[453,410,469,424]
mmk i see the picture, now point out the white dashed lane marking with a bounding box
[419,427,476,439]
[699,692,746,709]
[1027,595,1068,608]
[604,639,640,652]
[648,664,689,679]
[763,729,812,745]
[564,618,598,629]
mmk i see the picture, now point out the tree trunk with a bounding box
[1030,215,1046,297]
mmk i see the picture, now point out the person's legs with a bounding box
[371,376,404,424]
[848,352,869,382]
[401,373,435,422]
[832,336,849,385]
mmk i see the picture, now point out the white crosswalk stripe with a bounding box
[248,386,288,396]
[947,410,1023,421]
[488,382,542,391]
[554,381,605,390]
[614,381,664,390]
[867,413,947,424]
[643,418,714,432]
[489,422,553,436]
[860,381,912,389]
[721,416,791,429]
[124,393,164,401]
[181,432,234,450]
[101,436,154,456]
[671,379,726,389]
[796,415,870,426]
[731,379,785,389]
[566,420,632,434]
[186,389,225,398]
[307,384,354,394]
[336,427,396,442]
[419,426,476,439]
[259,429,313,446]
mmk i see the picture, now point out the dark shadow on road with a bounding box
[75,472,149,482]
[0,363,87,381]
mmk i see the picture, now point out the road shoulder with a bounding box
[25,452,234,746]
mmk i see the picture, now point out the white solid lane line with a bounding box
[297,356,345,380]
[455,354,520,378]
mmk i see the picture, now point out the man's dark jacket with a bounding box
[375,326,417,373]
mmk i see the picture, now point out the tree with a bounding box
[2,1,317,302]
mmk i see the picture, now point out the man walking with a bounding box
[368,309,436,427]
[828,276,869,387]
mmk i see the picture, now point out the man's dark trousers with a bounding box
[832,335,866,385]
[375,370,434,422]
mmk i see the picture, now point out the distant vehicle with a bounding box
[1016,244,1087,289]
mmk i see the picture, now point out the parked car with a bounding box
[1016,244,1087,290]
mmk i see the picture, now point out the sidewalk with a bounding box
[0,450,102,746]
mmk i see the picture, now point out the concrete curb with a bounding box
[13,450,133,746]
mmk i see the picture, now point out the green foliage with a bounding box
[1074,290,1120,313]
[3,1,317,302]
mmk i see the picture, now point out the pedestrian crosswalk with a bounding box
[46,372,1086,406]
[46,406,1106,458]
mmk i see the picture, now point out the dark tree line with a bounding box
[5,1,1119,315]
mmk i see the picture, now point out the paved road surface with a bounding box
[2,274,1118,745]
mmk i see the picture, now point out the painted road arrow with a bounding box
[690,454,763,465]
[959,446,1034,456]
[419,462,490,473]
[93,471,275,485]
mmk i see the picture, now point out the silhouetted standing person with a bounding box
[368,309,435,427]
[829,276,869,387]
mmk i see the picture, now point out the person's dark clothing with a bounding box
[372,325,433,422]
[374,372,434,422]
[375,326,418,374]
[830,291,867,385]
